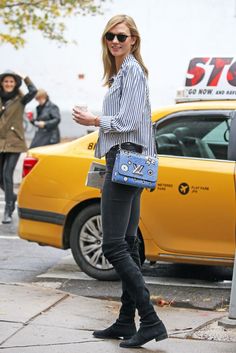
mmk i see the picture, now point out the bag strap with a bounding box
[152,124,158,156]
[146,84,157,157]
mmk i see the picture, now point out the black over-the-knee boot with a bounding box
[93,237,140,339]
[102,240,168,348]
[116,236,141,323]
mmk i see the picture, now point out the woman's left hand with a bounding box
[72,107,96,126]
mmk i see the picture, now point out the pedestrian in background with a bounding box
[30,89,61,148]
[0,70,37,224]
[72,14,168,348]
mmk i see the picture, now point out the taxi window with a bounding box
[154,114,230,160]
[202,120,230,144]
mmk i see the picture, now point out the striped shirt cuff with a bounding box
[100,115,112,133]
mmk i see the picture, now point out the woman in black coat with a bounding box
[0,70,37,224]
[30,89,61,148]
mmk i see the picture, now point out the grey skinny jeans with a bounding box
[101,147,143,246]
[101,147,159,326]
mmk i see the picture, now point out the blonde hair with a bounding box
[35,88,48,100]
[101,14,148,86]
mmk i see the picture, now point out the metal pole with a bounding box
[229,251,236,319]
[218,251,236,327]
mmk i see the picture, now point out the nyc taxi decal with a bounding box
[178,183,190,195]
[156,182,210,195]
[178,182,209,195]
[157,183,173,191]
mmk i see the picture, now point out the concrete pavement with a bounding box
[0,282,235,352]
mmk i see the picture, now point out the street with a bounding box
[0,191,233,312]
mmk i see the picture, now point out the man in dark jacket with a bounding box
[30,89,61,148]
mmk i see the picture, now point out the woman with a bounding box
[72,15,168,348]
[0,70,37,224]
[30,89,61,148]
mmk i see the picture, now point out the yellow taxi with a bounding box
[17,98,236,280]
[18,57,236,280]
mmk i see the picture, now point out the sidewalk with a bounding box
[0,282,235,352]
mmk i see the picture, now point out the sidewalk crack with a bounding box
[0,339,101,350]
[0,320,23,325]
[0,293,69,347]
[185,315,225,339]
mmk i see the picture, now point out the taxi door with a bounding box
[141,111,236,260]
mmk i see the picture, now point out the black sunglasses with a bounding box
[105,32,131,43]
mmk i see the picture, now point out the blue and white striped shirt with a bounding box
[95,54,155,159]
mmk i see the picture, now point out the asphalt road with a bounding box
[0,192,233,312]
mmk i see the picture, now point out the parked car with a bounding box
[18,99,236,280]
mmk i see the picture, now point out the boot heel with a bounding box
[155,333,168,342]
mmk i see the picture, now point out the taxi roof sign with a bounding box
[176,57,236,103]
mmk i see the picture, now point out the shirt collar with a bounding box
[109,54,135,83]
[120,54,135,70]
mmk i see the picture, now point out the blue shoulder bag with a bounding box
[112,149,158,189]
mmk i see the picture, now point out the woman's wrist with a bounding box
[94,115,100,127]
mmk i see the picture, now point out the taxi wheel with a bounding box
[70,203,119,281]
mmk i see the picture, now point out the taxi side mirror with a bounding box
[228,115,236,161]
